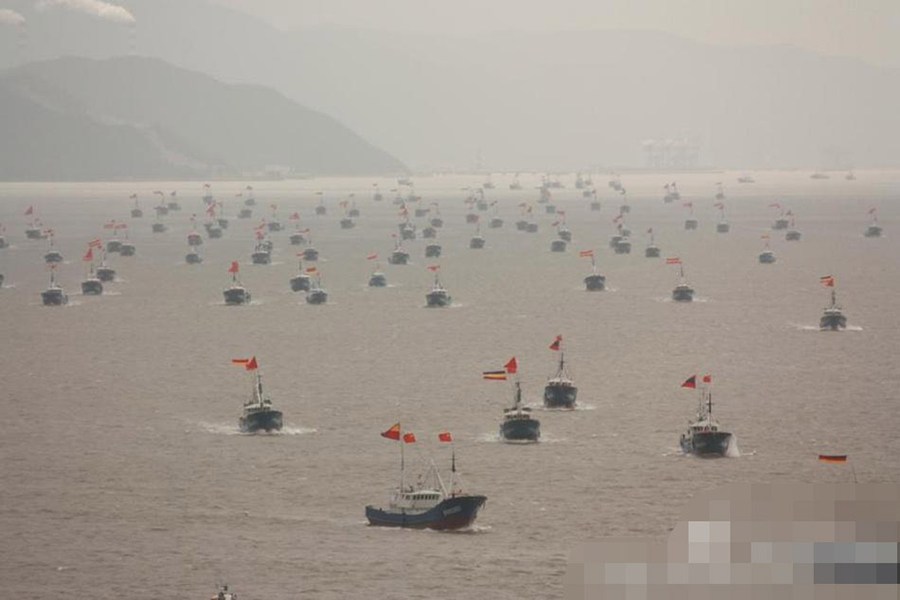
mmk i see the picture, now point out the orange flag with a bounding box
[381,423,401,441]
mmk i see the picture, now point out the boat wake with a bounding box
[793,323,863,332]
[197,421,315,436]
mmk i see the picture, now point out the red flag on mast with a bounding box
[402,432,416,444]
[24,205,33,216]
[549,335,562,351]
[820,275,835,287]
[82,247,94,262]
[381,423,401,440]
[438,432,453,442]
[681,375,697,389]
[228,261,239,274]
[504,356,518,374]
[579,249,594,258]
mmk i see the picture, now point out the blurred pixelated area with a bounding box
[566,483,900,599]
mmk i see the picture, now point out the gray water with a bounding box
[1,171,898,599]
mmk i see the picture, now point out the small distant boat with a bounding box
[424,243,442,258]
[465,212,479,224]
[340,217,356,229]
[716,216,730,233]
[151,219,167,233]
[238,208,252,219]
[500,379,540,442]
[306,276,328,305]
[251,243,271,265]
[819,277,846,331]
[425,269,451,307]
[290,231,307,246]
[864,211,882,238]
[205,223,223,239]
[584,272,606,291]
[737,175,755,184]
[645,228,660,258]
[289,260,311,292]
[368,270,387,287]
[106,238,122,253]
[421,226,437,239]
[399,221,416,240]
[119,239,136,256]
[469,226,485,249]
[550,239,567,252]
[388,242,410,265]
[663,182,680,203]
[545,204,556,214]
[515,219,529,231]
[714,182,725,201]
[187,231,203,247]
[234,357,283,433]
[525,222,538,233]
[509,174,523,190]
[95,254,116,282]
[185,248,202,264]
[543,336,577,409]
[81,264,103,296]
[315,200,327,216]
[25,226,46,240]
[845,171,856,181]
[608,176,623,192]
[223,262,251,305]
[130,194,143,218]
[613,236,631,254]
[810,171,830,180]
[758,237,776,264]
[557,225,572,242]
[679,375,732,457]
[670,261,694,302]
[267,220,283,233]
[44,237,64,264]
[210,584,237,600]
[41,268,68,306]
[302,243,319,262]
[365,424,487,530]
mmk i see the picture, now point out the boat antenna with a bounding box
[399,423,405,491]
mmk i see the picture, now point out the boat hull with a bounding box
[820,314,847,331]
[306,290,328,304]
[239,409,283,433]
[81,280,103,295]
[368,274,387,287]
[500,418,541,442]
[681,431,732,457]
[223,288,250,305]
[290,276,311,292]
[425,291,451,307]
[672,286,694,302]
[365,495,487,530]
[584,274,606,291]
[543,384,577,409]
[41,289,68,306]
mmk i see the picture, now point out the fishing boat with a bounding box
[422,226,437,239]
[613,236,632,254]
[715,210,730,233]
[589,190,602,211]
[645,228,660,258]
[663,182,680,203]
[106,237,122,254]
[315,201,327,216]
[80,260,103,296]
[365,426,487,530]
[425,269,451,307]
[238,208,252,219]
[95,253,116,282]
[0,233,7,249]
[525,222,538,233]
[388,242,410,265]
[349,202,360,218]
[557,225,572,242]
[151,217,167,233]
[205,222,223,239]
[187,231,203,247]
[545,204,557,214]
[237,359,283,433]
[251,243,271,265]
[289,260,312,292]
[469,226,486,249]
[758,237,776,264]
[306,276,328,305]
[550,239,567,252]
[671,261,694,302]
[810,171,829,180]
[302,243,319,262]
[130,194,143,218]
[290,230,307,246]
[500,380,541,442]
[543,336,577,409]
[864,212,882,238]
[583,253,606,291]
[509,174,523,190]
[368,269,387,287]
[714,183,725,201]
[119,240,135,256]
[185,248,202,264]
[679,377,732,457]
[737,175,755,184]
[44,237,63,264]
[41,268,68,306]
[773,215,790,230]
[819,279,846,331]
[400,221,416,240]
[210,584,237,600]
[846,171,856,181]
[785,216,802,241]
[340,217,356,229]
[223,262,251,305]
[424,243,442,258]
[430,206,444,228]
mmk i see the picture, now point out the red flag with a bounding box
[549,335,562,351]
[245,356,258,371]
[818,454,847,463]
[88,238,102,248]
[306,266,318,274]
[426,265,440,272]
[681,375,697,389]
[366,253,378,260]
[24,205,33,216]
[115,223,128,230]
[403,432,416,444]
[820,275,835,287]
[579,249,594,258]
[381,423,401,440]
[103,222,117,230]
[504,356,518,374]
[82,247,94,262]
[702,374,712,384]
[228,261,239,274]
[231,358,251,366]
[666,257,682,264]
[438,432,452,443]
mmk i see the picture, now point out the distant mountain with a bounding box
[1,0,899,171]
[0,56,406,180]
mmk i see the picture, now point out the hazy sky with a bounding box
[211,0,900,68]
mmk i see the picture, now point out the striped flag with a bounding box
[820,275,835,287]
[579,249,594,258]
[681,375,697,389]
[818,454,847,463]
[366,253,378,260]
[482,371,507,381]
[666,257,682,264]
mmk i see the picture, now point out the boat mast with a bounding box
[399,423,405,491]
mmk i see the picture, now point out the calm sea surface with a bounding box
[1,171,898,599]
